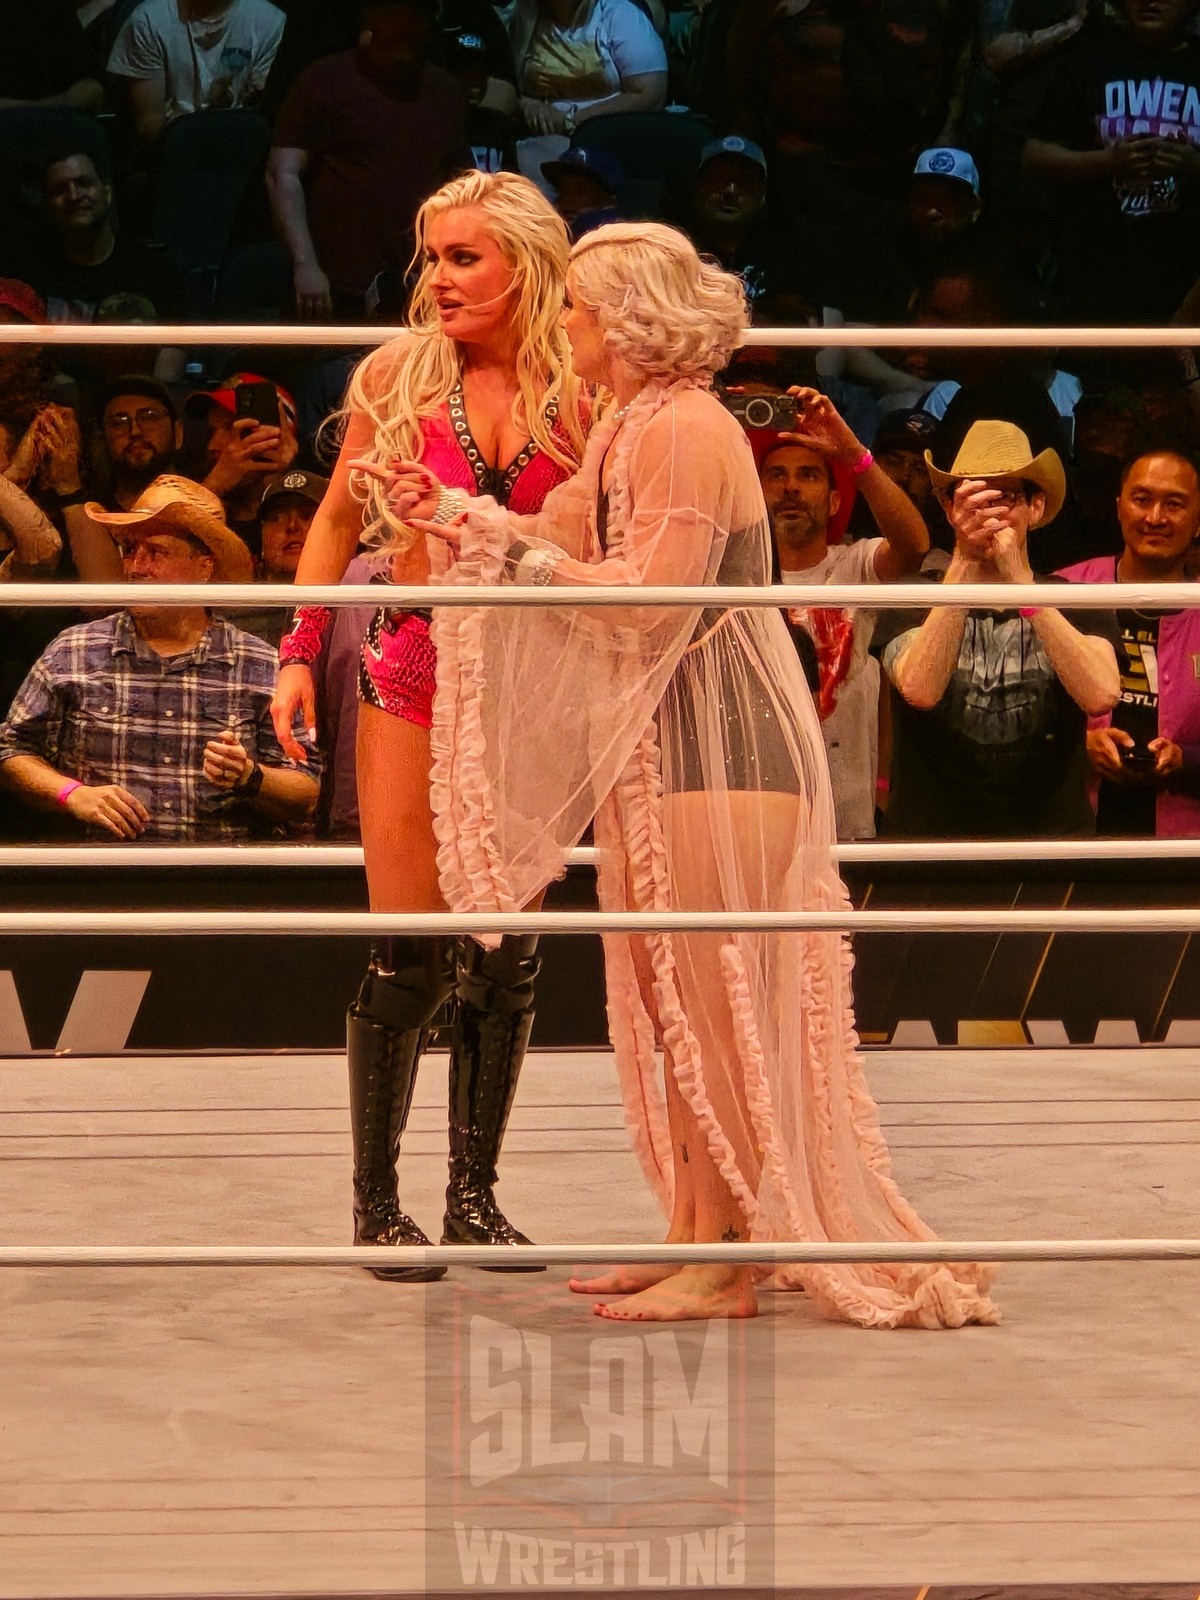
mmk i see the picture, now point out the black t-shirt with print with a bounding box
[882,580,1120,838]
[1095,607,1164,836]
[0,235,183,324]
[1025,23,1200,318]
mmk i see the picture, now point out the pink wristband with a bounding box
[56,779,81,808]
[850,450,874,476]
[1018,607,1042,619]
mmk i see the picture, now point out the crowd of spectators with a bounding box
[1,0,1200,844]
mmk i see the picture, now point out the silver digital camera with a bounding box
[721,392,801,431]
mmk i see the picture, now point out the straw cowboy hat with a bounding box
[85,475,254,583]
[925,420,1066,525]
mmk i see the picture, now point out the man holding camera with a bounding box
[883,421,1119,837]
[757,387,929,839]
[1058,447,1200,837]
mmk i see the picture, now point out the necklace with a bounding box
[608,401,633,428]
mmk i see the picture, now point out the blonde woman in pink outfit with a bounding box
[391,222,999,1328]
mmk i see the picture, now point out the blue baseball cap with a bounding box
[872,407,940,454]
[698,135,768,175]
[541,145,625,196]
[912,147,980,197]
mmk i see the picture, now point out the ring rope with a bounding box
[0,322,1196,349]
[1,839,1199,869]
[1,580,1196,611]
[0,907,1198,934]
[0,1239,1193,1267]
[0,323,1187,1280]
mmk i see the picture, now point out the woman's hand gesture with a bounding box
[353,457,444,522]
[271,663,317,764]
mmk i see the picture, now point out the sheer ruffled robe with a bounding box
[429,379,998,1329]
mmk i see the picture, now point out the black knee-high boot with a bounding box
[348,936,455,1282]
[443,934,545,1270]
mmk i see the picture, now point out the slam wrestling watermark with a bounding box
[426,1278,773,1590]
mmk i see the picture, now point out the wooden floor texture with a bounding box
[1,1045,1198,1598]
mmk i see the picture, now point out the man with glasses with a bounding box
[1059,446,1200,838]
[97,376,182,509]
[66,375,185,582]
[0,476,319,841]
[881,421,1120,837]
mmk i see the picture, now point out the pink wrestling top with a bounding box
[280,390,575,667]
[423,386,571,514]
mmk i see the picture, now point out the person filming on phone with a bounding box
[1058,445,1200,837]
[185,372,301,534]
[883,421,1120,838]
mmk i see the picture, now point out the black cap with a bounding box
[259,468,330,513]
[99,374,178,422]
[872,407,940,454]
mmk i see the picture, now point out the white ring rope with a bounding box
[0,907,1198,935]
[0,1239,1194,1267]
[0,322,1197,349]
[0,839,1198,869]
[2,580,1197,610]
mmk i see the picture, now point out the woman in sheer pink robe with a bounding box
[394,223,998,1327]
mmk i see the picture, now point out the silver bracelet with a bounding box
[430,486,468,524]
[514,546,556,586]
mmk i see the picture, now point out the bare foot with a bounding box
[569,1264,680,1295]
[592,1265,758,1322]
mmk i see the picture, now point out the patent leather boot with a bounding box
[443,934,544,1270]
[348,936,455,1282]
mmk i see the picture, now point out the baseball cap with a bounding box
[872,407,940,454]
[184,371,298,427]
[99,373,178,422]
[541,145,625,196]
[698,136,768,176]
[259,468,329,513]
[0,278,46,325]
[912,147,980,197]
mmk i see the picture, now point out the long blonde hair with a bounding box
[345,171,584,547]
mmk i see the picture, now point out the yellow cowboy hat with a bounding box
[924,420,1066,525]
[85,475,254,583]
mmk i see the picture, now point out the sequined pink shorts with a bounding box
[358,608,436,729]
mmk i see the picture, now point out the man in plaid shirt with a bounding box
[0,477,320,840]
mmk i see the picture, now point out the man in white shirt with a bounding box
[108,0,285,147]
[761,389,929,838]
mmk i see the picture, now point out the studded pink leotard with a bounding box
[280,388,574,727]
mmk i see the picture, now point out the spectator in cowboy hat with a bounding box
[882,420,1120,838]
[0,475,319,842]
